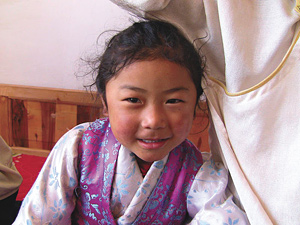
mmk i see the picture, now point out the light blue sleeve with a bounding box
[187,154,250,225]
[13,124,89,225]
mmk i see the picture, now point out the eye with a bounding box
[166,99,184,104]
[124,98,141,103]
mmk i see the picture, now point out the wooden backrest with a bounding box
[0,84,209,156]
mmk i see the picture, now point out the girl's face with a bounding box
[103,59,197,162]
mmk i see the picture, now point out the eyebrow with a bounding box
[119,85,147,93]
[163,87,190,94]
[120,85,190,93]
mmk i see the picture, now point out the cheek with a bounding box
[109,113,138,142]
[171,111,195,138]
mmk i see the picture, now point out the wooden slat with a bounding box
[55,103,77,142]
[187,102,210,152]
[12,146,50,157]
[77,105,102,124]
[25,101,43,149]
[11,99,29,147]
[0,84,100,107]
[0,96,12,145]
[188,113,210,152]
[41,102,56,150]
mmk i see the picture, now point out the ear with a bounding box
[100,95,109,117]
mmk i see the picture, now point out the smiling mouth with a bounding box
[140,139,167,143]
[138,138,169,150]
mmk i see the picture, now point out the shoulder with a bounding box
[79,118,111,144]
[54,118,110,148]
[181,139,203,163]
[52,122,90,151]
[170,139,203,173]
[85,117,110,134]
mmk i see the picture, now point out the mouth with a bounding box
[138,138,169,149]
[140,139,166,143]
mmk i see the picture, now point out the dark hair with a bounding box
[94,20,204,107]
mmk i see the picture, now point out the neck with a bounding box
[135,156,153,177]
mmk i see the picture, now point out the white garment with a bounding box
[111,0,300,92]
[205,24,300,224]
[109,1,300,224]
[13,123,249,225]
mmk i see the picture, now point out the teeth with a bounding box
[142,139,162,143]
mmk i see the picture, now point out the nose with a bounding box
[141,105,166,130]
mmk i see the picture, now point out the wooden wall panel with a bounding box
[0,96,12,145]
[11,99,29,147]
[0,84,210,154]
[77,105,102,125]
[188,113,210,152]
[25,101,43,149]
[0,84,100,106]
[41,102,56,150]
[187,104,210,152]
[54,104,77,142]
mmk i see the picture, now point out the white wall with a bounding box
[0,0,131,90]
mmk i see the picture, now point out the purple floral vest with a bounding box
[72,118,203,224]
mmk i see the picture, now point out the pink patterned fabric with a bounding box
[72,118,203,224]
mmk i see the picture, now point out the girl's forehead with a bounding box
[115,59,191,80]
[106,59,196,91]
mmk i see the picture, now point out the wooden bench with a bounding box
[0,84,209,157]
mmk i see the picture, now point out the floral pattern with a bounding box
[13,119,249,225]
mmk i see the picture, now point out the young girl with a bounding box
[13,20,249,224]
